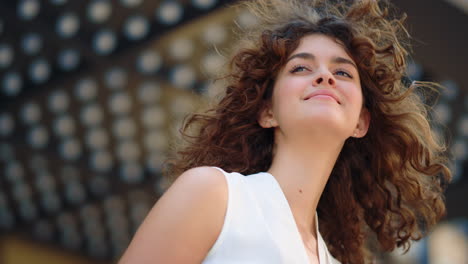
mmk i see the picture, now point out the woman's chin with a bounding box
[304,109,345,125]
[298,113,350,136]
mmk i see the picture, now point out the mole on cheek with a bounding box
[299,189,303,194]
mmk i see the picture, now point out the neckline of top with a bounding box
[261,171,324,264]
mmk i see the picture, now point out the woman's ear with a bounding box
[258,104,277,128]
[353,108,370,138]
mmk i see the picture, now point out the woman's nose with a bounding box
[312,71,335,86]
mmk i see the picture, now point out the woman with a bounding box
[119,0,451,263]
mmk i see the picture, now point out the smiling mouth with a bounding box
[305,94,340,104]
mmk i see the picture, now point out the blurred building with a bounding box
[0,0,466,263]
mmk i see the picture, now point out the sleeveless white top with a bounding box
[202,167,341,264]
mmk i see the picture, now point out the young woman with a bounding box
[119,0,451,263]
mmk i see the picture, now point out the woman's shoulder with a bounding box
[118,166,229,263]
[171,166,230,203]
[179,166,247,186]
[178,166,228,184]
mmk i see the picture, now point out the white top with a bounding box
[202,167,341,264]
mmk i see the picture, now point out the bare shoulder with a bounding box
[165,166,228,205]
[118,166,228,264]
[174,166,227,190]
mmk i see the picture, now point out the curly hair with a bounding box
[165,0,452,263]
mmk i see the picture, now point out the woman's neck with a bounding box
[267,134,344,237]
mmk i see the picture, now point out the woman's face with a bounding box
[261,33,369,140]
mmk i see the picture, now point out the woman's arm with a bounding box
[118,166,228,264]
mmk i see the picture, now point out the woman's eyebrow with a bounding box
[286,52,357,70]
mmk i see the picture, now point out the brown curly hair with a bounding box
[165,0,452,263]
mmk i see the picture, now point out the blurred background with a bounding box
[0,0,466,263]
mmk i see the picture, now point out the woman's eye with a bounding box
[290,65,309,73]
[335,70,352,78]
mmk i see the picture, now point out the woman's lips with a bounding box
[304,90,341,104]
[310,95,336,101]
